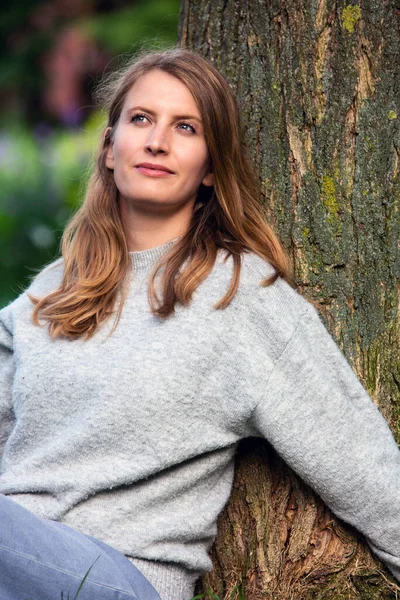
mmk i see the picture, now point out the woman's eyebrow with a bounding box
[127,105,202,123]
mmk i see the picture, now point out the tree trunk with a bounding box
[179,1,400,598]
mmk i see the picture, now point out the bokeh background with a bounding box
[0,0,181,307]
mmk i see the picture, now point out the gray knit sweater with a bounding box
[1,239,399,600]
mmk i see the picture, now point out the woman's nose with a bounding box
[145,124,169,155]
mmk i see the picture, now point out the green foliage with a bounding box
[0,0,181,307]
[80,0,181,55]
[0,112,105,307]
[0,0,48,90]
[0,0,181,125]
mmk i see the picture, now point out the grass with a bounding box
[26,556,99,600]
[25,558,245,600]
[190,582,246,600]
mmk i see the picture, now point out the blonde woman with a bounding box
[0,48,399,600]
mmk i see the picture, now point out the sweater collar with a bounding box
[129,237,181,273]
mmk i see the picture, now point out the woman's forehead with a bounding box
[122,70,201,119]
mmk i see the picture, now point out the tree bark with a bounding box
[179,1,400,598]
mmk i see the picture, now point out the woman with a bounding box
[0,48,399,600]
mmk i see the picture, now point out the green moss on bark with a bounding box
[321,176,338,222]
[341,5,362,33]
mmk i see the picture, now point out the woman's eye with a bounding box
[178,122,195,133]
[130,114,149,124]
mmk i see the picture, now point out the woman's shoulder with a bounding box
[28,257,65,296]
[215,248,311,314]
[206,249,315,346]
[0,257,64,321]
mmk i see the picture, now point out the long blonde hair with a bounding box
[31,47,292,339]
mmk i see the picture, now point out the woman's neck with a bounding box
[119,196,194,251]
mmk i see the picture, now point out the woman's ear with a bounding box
[202,168,214,187]
[104,127,114,170]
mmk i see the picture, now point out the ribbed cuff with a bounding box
[127,556,201,600]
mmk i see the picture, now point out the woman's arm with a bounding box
[0,309,16,467]
[248,300,400,581]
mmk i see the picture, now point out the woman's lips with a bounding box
[135,164,175,177]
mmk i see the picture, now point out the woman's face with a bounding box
[105,69,214,214]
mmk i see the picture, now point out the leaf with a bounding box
[73,556,101,600]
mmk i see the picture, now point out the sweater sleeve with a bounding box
[0,309,15,467]
[248,300,400,582]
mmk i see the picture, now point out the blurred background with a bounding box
[0,0,181,307]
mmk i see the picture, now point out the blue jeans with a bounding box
[0,494,161,600]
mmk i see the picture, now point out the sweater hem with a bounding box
[127,556,203,600]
